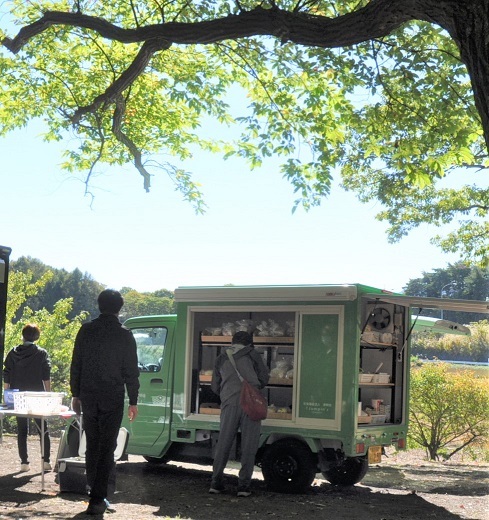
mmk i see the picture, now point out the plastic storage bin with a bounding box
[372,373,390,384]
[370,414,387,424]
[359,373,373,383]
[14,392,64,414]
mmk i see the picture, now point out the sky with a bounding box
[0,120,467,295]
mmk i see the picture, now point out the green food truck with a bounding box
[113,283,486,493]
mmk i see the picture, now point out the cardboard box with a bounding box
[199,406,221,415]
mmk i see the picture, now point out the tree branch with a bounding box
[71,37,171,124]
[84,114,107,202]
[0,2,427,54]
[3,0,487,149]
[112,95,151,191]
[2,1,487,149]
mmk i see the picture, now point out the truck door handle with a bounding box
[150,378,163,384]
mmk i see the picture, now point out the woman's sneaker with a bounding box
[43,462,52,471]
[209,484,225,494]
[20,463,30,472]
[237,488,251,497]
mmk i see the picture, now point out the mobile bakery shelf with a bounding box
[197,334,295,418]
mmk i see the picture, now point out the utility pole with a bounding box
[440,281,456,319]
[0,245,12,398]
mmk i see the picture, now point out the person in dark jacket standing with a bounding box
[70,289,139,516]
[3,323,52,472]
[210,331,269,497]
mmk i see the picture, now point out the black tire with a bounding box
[261,439,317,493]
[322,456,368,486]
[143,455,168,464]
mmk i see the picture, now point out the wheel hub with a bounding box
[273,455,298,480]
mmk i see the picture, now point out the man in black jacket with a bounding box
[70,289,139,516]
[3,323,52,472]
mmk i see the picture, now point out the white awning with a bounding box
[412,316,471,335]
[175,284,358,302]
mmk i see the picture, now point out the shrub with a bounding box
[409,362,489,460]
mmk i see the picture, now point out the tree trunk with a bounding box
[453,4,489,151]
[418,0,489,151]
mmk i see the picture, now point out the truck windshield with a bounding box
[132,327,167,372]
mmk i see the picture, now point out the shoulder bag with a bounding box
[226,350,268,421]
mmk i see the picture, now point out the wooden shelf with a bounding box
[199,376,293,386]
[201,335,231,343]
[199,407,292,421]
[268,377,293,386]
[360,341,397,348]
[201,335,294,345]
[254,336,294,344]
[267,412,292,420]
[358,416,372,424]
[359,382,394,387]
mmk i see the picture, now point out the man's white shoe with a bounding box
[20,463,30,472]
[43,462,52,471]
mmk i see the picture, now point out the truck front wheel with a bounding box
[261,439,317,493]
[143,455,168,464]
[322,456,368,486]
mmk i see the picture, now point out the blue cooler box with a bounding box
[4,389,19,409]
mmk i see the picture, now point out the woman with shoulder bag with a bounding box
[209,331,269,497]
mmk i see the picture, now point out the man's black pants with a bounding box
[81,396,124,501]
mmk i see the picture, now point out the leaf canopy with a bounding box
[0,1,487,264]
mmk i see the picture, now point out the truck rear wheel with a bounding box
[261,439,317,494]
[322,456,368,486]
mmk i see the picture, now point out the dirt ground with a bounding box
[0,435,488,520]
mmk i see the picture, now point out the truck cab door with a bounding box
[123,321,174,452]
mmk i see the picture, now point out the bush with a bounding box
[409,362,489,460]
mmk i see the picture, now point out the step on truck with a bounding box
[66,284,489,493]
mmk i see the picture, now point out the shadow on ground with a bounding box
[0,441,487,520]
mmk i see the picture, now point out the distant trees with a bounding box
[11,257,105,320]
[5,270,86,394]
[119,287,175,320]
[403,263,489,324]
[10,257,175,322]
[3,259,175,392]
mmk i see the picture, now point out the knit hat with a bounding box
[232,331,253,346]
